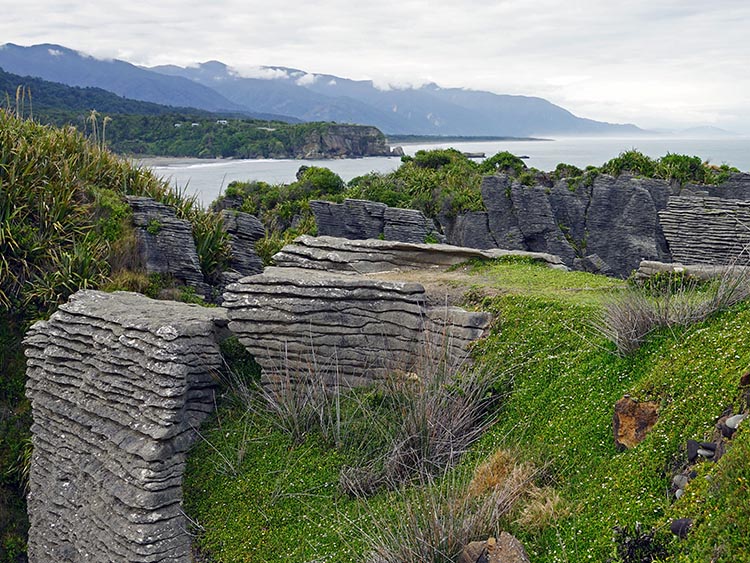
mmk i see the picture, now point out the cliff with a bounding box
[293,124,397,159]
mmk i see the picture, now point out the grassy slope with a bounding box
[185,259,750,562]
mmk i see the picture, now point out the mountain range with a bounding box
[0,43,644,137]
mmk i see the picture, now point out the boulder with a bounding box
[310,199,387,240]
[670,518,693,539]
[223,265,491,387]
[459,534,530,563]
[490,532,531,563]
[613,396,659,450]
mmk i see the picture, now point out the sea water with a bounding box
[144,137,750,206]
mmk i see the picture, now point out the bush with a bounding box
[601,150,657,178]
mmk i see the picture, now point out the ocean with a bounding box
[143,136,750,206]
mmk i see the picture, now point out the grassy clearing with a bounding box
[185,257,750,562]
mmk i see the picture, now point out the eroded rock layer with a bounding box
[273,235,565,274]
[659,196,750,265]
[24,291,227,563]
[310,199,443,243]
[223,267,492,387]
[127,196,209,296]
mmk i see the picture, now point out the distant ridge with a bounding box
[1,42,645,137]
[0,43,293,121]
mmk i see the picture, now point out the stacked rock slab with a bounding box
[659,196,750,265]
[224,266,491,387]
[219,209,265,277]
[273,235,566,274]
[127,196,209,296]
[310,199,442,243]
[24,290,227,563]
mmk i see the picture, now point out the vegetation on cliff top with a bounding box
[222,147,740,264]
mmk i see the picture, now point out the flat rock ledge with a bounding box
[273,234,566,274]
[223,265,492,387]
[637,260,750,281]
[24,290,227,563]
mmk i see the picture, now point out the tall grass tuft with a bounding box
[222,330,497,496]
[360,455,540,563]
[594,266,750,355]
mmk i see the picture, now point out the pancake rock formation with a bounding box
[24,291,227,563]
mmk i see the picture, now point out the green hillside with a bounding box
[186,260,750,562]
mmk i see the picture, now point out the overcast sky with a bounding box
[4,0,750,132]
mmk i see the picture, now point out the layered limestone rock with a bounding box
[637,260,750,281]
[127,196,209,296]
[220,209,265,277]
[659,196,750,265]
[442,173,673,278]
[273,235,565,274]
[223,266,492,387]
[310,199,442,243]
[24,290,227,563]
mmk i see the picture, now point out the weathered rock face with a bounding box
[448,174,673,278]
[299,125,394,159]
[24,290,227,563]
[223,265,492,388]
[659,196,750,265]
[613,396,659,450]
[127,196,209,296]
[219,209,265,277]
[273,235,565,274]
[310,199,443,244]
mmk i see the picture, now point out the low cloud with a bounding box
[295,73,318,86]
[229,65,289,80]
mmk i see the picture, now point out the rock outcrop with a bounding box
[24,290,227,563]
[127,196,209,296]
[659,196,750,265]
[613,396,659,450]
[273,235,566,274]
[636,260,750,281]
[311,199,443,244]
[298,125,396,159]
[442,173,673,278]
[313,173,750,278]
[223,266,491,387]
[219,209,265,277]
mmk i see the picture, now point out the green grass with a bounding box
[185,259,750,562]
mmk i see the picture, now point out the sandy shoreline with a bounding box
[136,157,238,168]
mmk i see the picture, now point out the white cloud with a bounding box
[47,48,63,56]
[228,65,289,80]
[295,73,318,86]
[2,0,749,131]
